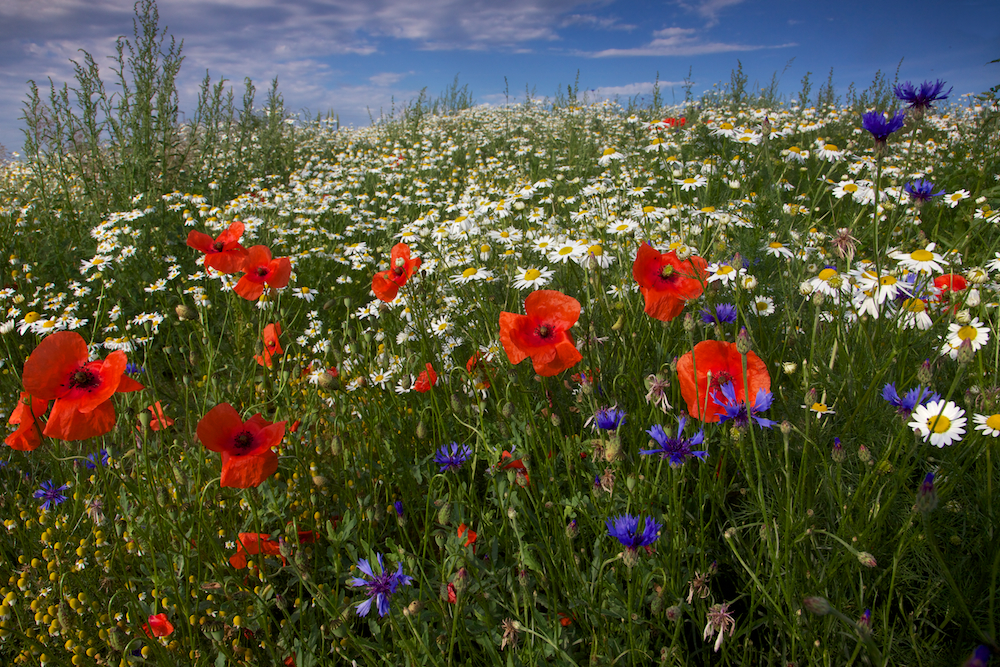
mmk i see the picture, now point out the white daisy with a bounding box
[547,241,587,264]
[750,296,775,316]
[940,317,990,359]
[706,263,744,286]
[676,175,708,191]
[909,399,966,447]
[974,413,1000,437]
[899,298,933,330]
[945,189,970,208]
[763,241,794,260]
[512,266,554,290]
[889,243,946,274]
[450,267,494,284]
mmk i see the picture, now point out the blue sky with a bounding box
[1,0,998,155]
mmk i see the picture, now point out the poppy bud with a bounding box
[502,402,515,419]
[416,421,428,440]
[175,304,197,321]
[330,436,341,457]
[437,502,451,526]
[450,393,464,414]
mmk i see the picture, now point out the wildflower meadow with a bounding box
[3,3,1000,665]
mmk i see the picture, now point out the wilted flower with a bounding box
[703,603,736,652]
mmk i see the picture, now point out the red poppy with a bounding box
[5,392,49,451]
[413,363,437,393]
[632,243,707,322]
[500,450,530,486]
[933,273,967,301]
[197,403,287,488]
[138,401,174,432]
[21,331,143,441]
[447,582,457,604]
[255,323,284,367]
[372,243,421,302]
[457,523,478,551]
[499,290,583,377]
[234,246,292,301]
[677,340,770,423]
[558,612,574,627]
[186,222,249,274]
[228,530,316,569]
[143,613,174,638]
[228,532,283,569]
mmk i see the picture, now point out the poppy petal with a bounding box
[22,331,89,400]
[197,403,246,453]
[43,399,116,441]
[221,450,279,488]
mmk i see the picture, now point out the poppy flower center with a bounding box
[256,267,269,277]
[709,371,734,390]
[233,431,255,451]
[70,369,99,390]
[213,241,225,251]
[659,265,675,279]
[535,325,552,339]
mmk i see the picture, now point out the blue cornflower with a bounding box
[881,383,939,416]
[894,80,951,111]
[125,362,144,375]
[85,448,109,470]
[903,179,945,203]
[592,406,626,431]
[433,442,472,473]
[962,645,991,667]
[861,110,906,143]
[639,416,707,466]
[605,513,662,551]
[33,480,68,511]
[700,303,738,325]
[393,501,404,518]
[347,553,413,617]
[711,381,776,429]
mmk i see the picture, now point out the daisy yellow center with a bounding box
[986,415,1000,430]
[879,275,897,286]
[588,245,603,256]
[843,184,859,193]
[701,206,716,213]
[717,265,734,275]
[927,415,951,434]
[824,144,838,151]
[818,268,838,281]
[558,247,574,256]
[910,249,933,262]
[602,148,616,156]
[903,298,926,313]
[480,244,490,253]
[768,242,784,249]
[683,178,697,184]
[789,146,801,153]
[651,138,663,145]
[643,206,656,213]
[811,403,828,412]
[24,311,40,323]
[500,231,510,238]
[755,300,769,311]
[957,325,978,341]
[719,122,734,130]
[461,268,479,279]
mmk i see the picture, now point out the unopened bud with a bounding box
[450,393,464,414]
[175,304,198,321]
[803,596,830,615]
[782,361,797,375]
[682,312,695,333]
[858,444,873,465]
[857,552,876,568]
[675,244,694,261]
[832,438,846,463]
[917,359,933,385]
[416,421,428,440]
[957,338,975,365]
[622,548,640,569]
[502,402,515,419]
[736,327,751,354]
[916,472,938,513]
[437,502,452,525]
[317,371,338,390]
[330,435,341,457]
[565,519,578,539]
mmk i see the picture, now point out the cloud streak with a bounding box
[588,27,796,57]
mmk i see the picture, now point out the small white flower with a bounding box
[909,399,966,447]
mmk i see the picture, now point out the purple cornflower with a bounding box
[639,416,707,466]
[894,80,951,111]
[916,472,938,513]
[592,406,626,431]
[348,553,413,617]
[882,383,939,416]
[711,381,776,429]
[393,501,404,518]
[33,480,68,511]
[962,645,991,667]
[904,179,945,203]
[433,442,472,473]
[862,110,906,150]
[700,303,738,326]
[85,448,109,470]
[125,362,144,375]
[605,513,662,551]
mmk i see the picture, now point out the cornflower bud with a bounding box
[957,338,975,365]
[832,437,846,463]
[858,445,873,465]
[803,596,830,615]
[917,359,933,385]
[736,327,751,354]
[683,312,695,333]
[857,552,877,568]
[916,472,938,513]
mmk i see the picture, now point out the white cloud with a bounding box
[369,71,411,87]
[589,27,796,57]
[674,0,744,28]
